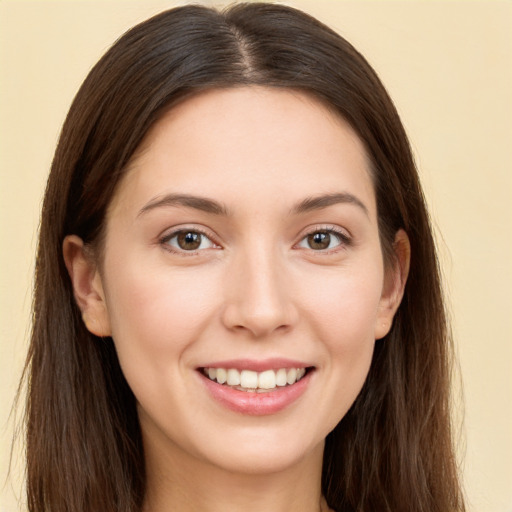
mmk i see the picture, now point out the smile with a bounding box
[202,367,308,393]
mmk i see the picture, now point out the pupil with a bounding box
[309,232,330,250]
[178,232,201,250]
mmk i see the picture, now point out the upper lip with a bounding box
[197,358,313,372]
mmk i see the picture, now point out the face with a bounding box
[66,87,406,477]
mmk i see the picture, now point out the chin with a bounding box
[186,418,329,476]
[209,438,325,476]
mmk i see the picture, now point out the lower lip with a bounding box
[199,371,312,416]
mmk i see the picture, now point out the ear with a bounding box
[62,235,111,337]
[375,229,410,340]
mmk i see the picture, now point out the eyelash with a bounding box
[296,225,352,254]
[159,227,219,256]
[159,225,351,256]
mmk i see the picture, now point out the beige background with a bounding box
[1,1,511,511]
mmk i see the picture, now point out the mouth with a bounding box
[198,362,315,415]
[200,366,312,393]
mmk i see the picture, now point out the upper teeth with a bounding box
[204,367,307,390]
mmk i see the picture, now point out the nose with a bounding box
[221,246,299,339]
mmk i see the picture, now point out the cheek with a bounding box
[101,259,225,423]
[300,263,384,344]
[102,256,221,368]
[297,262,382,410]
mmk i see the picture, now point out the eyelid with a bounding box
[294,225,352,252]
[159,225,222,255]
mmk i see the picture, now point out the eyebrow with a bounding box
[137,191,368,218]
[138,193,229,217]
[292,192,369,217]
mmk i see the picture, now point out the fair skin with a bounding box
[64,87,409,512]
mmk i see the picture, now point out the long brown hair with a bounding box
[23,3,465,511]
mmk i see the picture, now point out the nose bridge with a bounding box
[222,239,296,337]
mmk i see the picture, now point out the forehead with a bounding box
[108,86,376,220]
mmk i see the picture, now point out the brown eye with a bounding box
[165,230,215,252]
[297,229,348,251]
[177,232,202,250]
[307,231,331,250]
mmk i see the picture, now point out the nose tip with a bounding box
[221,257,298,339]
[222,298,293,338]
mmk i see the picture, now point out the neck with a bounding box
[142,430,326,512]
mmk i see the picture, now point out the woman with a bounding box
[23,3,465,511]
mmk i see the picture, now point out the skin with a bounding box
[64,87,409,512]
